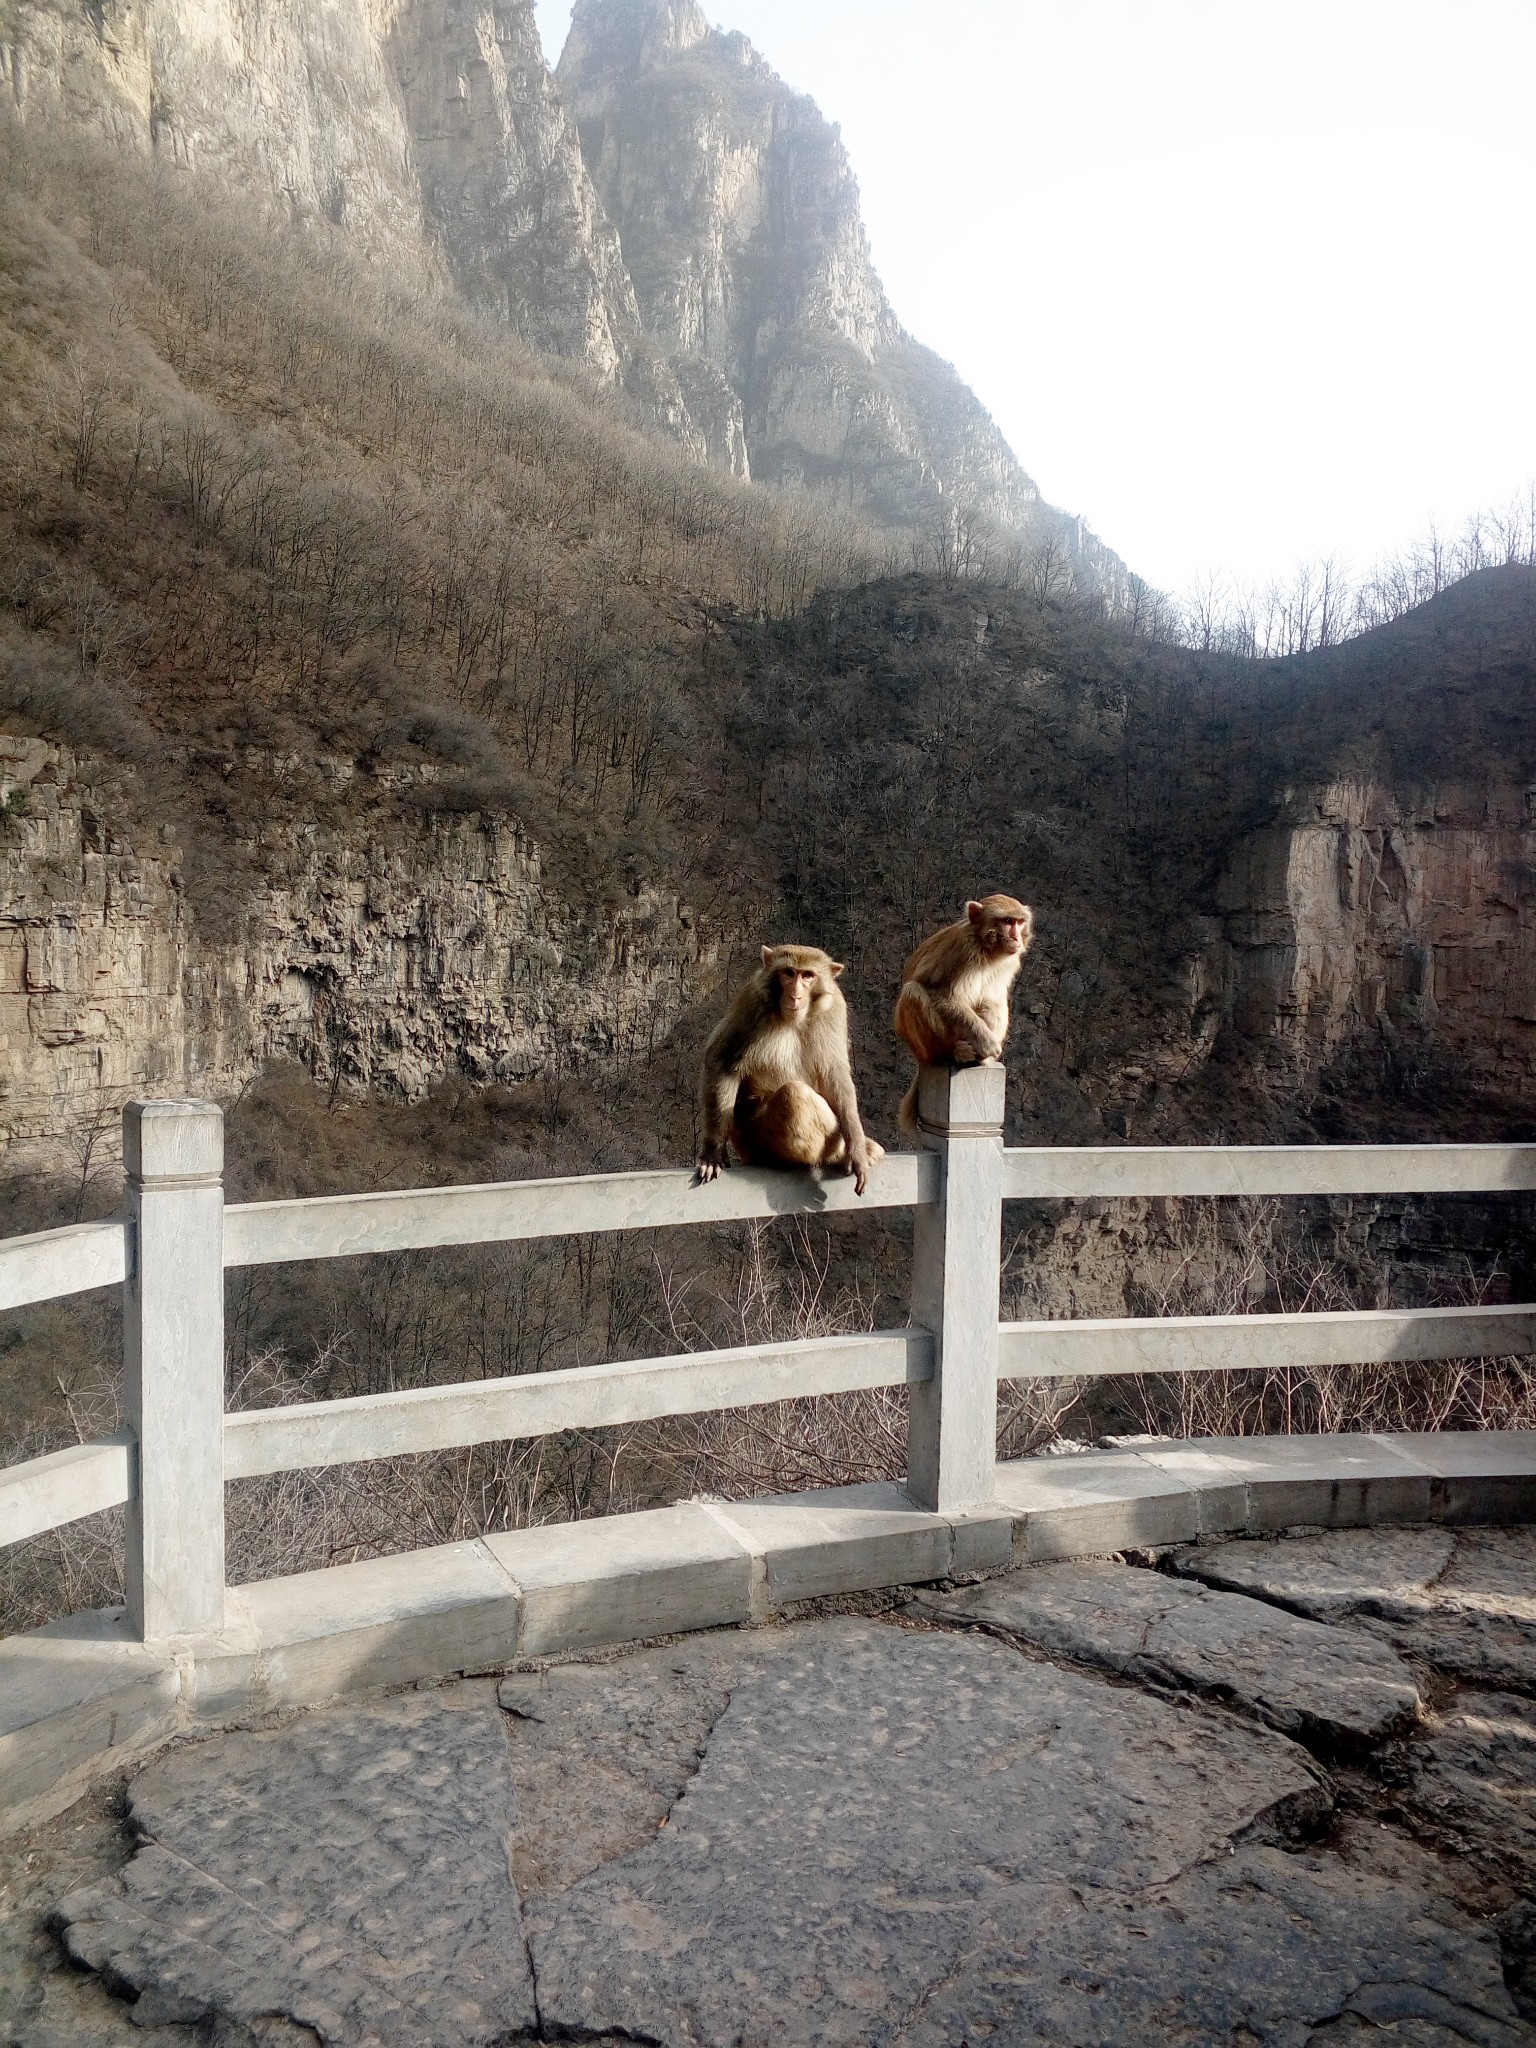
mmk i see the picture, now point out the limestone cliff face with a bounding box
[557,0,1095,553]
[0,736,709,1165]
[1209,779,1536,1099]
[0,0,640,370]
[2,0,1123,564]
[1,0,428,254]
[385,0,639,369]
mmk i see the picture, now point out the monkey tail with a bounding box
[898,1075,920,1136]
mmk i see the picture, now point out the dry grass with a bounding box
[1087,1198,1536,1442]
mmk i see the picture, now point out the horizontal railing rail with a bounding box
[0,1433,134,1548]
[1002,1143,1536,1200]
[4,1082,1535,1644]
[1001,1303,1536,1380]
[0,1218,129,1313]
[223,1154,938,1269]
[222,1330,932,1479]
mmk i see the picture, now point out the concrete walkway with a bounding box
[5,1526,1536,2046]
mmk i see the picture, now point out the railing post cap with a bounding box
[915,1062,1005,1139]
[123,1099,224,1182]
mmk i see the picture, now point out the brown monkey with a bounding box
[697,945,884,1194]
[894,895,1033,1129]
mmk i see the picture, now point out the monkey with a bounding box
[893,895,1033,1131]
[696,944,884,1194]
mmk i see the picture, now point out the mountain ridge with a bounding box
[0,0,1122,577]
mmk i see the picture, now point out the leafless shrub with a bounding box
[0,1363,124,1634]
[1103,1199,1536,1440]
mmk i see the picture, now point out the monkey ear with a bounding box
[830,961,846,978]
[966,900,985,924]
[760,945,775,970]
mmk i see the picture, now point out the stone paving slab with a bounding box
[919,1560,1422,1750]
[1174,1526,1536,1689]
[0,1782,142,2048]
[526,1618,1331,2047]
[1405,1690,1536,1888]
[498,1643,733,1899]
[53,1688,534,2046]
[28,1614,1536,2048]
[892,1834,1528,2048]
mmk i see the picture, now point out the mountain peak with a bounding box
[561,0,712,75]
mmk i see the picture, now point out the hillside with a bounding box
[0,117,878,1159]
[709,562,1536,1148]
[3,101,1535,1167]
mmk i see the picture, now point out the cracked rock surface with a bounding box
[1406,1691,1536,1887]
[11,1551,1536,2047]
[52,1686,534,2046]
[918,1560,1423,1749]
[497,1637,734,1898]
[1174,1527,1536,1690]
[528,1613,1466,2048]
[893,1834,1524,2048]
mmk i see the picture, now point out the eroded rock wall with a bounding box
[0,0,641,372]
[0,0,431,259]
[385,0,640,371]
[0,0,1124,566]
[0,735,708,1166]
[1214,777,1536,1097]
[557,0,1090,550]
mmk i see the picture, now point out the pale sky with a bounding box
[533,1,1536,596]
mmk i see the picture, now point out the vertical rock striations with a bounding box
[0,738,709,1167]
[385,0,640,371]
[1,0,432,263]
[1211,777,1536,1100]
[557,0,1101,557]
[0,0,641,367]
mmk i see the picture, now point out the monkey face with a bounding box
[760,943,842,1017]
[775,966,819,1015]
[967,896,1033,957]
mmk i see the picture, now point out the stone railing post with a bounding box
[122,1100,226,1640]
[906,1063,1005,1513]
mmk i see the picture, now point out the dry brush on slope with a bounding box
[0,119,883,914]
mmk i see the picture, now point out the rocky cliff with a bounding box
[557,0,1108,561]
[0,735,708,1168]
[706,566,1536,1153]
[0,0,1118,569]
[0,0,642,370]
[1213,776,1536,1104]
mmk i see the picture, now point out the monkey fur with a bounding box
[697,945,883,1195]
[894,895,1033,1132]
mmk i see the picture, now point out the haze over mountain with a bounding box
[0,0,1120,580]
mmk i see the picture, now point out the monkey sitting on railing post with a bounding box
[696,945,883,1194]
[893,895,1033,1132]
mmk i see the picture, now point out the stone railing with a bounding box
[4,1066,1536,1646]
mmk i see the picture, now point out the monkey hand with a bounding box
[695,1149,729,1184]
[953,1038,980,1066]
[849,1140,874,1196]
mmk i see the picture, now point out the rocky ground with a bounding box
[3,1527,1536,2046]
